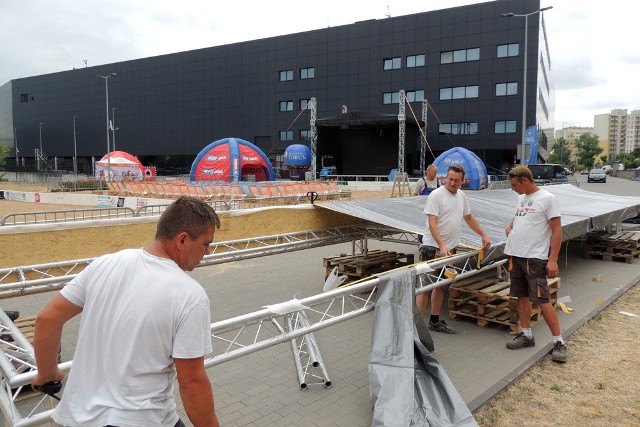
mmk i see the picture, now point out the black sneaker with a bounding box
[428,320,456,334]
[551,341,567,363]
[506,332,535,349]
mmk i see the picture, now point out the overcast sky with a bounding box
[1,0,637,131]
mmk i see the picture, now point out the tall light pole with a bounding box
[502,6,553,164]
[73,116,78,187]
[38,122,44,171]
[98,73,117,181]
[14,127,19,167]
[111,107,118,152]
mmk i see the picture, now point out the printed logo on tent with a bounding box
[206,155,227,161]
[242,155,259,161]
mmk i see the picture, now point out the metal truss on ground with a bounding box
[0,226,503,426]
[0,224,397,294]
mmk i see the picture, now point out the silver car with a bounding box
[587,168,607,183]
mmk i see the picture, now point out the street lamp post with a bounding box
[38,122,44,171]
[111,107,118,152]
[502,6,553,164]
[97,73,117,181]
[73,116,78,190]
[14,127,19,180]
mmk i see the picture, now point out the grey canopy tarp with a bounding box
[369,268,478,426]
[318,184,640,258]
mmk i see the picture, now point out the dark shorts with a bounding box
[508,256,551,304]
[419,245,456,262]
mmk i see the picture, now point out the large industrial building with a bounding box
[0,0,554,177]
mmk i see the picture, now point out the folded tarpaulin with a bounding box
[369,268,478,426]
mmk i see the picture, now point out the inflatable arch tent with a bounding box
[95,151,156,181]
[432,147,488,190]
[190,137,276,182]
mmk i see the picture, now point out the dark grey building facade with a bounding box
[0,0,554,176]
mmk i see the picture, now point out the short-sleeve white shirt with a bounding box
[421,185,471,249]
[53,249,212,427]
[504,189,561,259]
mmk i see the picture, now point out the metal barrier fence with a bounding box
[1,207,137,226]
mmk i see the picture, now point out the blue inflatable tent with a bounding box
[432,147,488,190]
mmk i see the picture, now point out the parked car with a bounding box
[527,164,568,185]
[587,168,607,183]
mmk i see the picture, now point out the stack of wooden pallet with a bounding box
[448,270,560,332]
[322,249,414,283]
[583,230,640,264]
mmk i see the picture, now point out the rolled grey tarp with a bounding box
[369,268,478,426]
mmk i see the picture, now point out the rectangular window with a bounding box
[279,70,293,81]
[497,43,519,58]
[496,82,518,96]
[406,90,424,102]
[440,51,453,64]
[441,48,480,64]
[495,120,517,134]
[440,88,452,100]
[20,93,29,103]
[300,67,315,79]
[466,48,480,61]
[440,85,478,100]
[406,54,425,68]
[279,130,293,141]
[300,99,311,110]
[465,85,479,98]
[299,130,312,140]
[383,91,401,104]
[439,122,478,135]
[383,57,401,70]
[279,101,293,112]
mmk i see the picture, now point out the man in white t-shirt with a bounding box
[417,164,491,334]
[413,164,440,196]
[33,197,222,426]
[503,165,567,363]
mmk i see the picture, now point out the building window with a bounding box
[406,54,425,68]
[439,122,478,135]
[383,57,401,70]
[20,93,29,103]
[495,120,517,133]
[440,48,480,64]
[300,99,311,110]
[440,85,478,100]
[279,101,293,111]
[280,130,293,141]
[406,90,424,102]
[383,91,401,104]
[299,130,312,140]
[496,82,518,96]
[300,67,315,79]
[279,70,293,81]
[497,43,519,58]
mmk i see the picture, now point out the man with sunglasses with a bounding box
[504,165,567,363]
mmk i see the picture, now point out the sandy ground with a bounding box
[1,181,639,425]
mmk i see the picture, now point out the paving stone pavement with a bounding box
[6,237,638,426]
[186,238,640,426]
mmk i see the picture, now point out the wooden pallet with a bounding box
[448,271,560,332]
[322,250,414,282]
[584,249,639,264]
[584,230,640,249]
